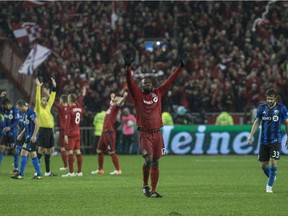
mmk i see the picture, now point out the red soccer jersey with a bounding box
[102,104,120,132]
[54,102,68,129]
[54,96,84,129]
[126,67,182,130]
[65,103,83,138]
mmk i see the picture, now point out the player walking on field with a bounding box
[91,92,128,175]
[62,91,86,177]
[124,53,188,198]
[248,88,288,193]
[11,100,42,179]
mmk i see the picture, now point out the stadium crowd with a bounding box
[1,1,288,125]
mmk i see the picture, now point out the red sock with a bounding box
[76,154,82,173]
[61,150,67,167]
[111,153,120,170]
[150,166,159,192]
[68,154,74,173]
[142,163,150,186]
[98,153,104,170]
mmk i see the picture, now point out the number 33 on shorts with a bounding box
[272,150,279,159]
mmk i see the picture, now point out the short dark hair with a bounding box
[60,94,68,103]
[16,100,29,107]
[69,93,77,103]
[1,98,11,106]
[265,88,277,98]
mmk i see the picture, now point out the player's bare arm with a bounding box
[116,92,128,106]
[51,77,56,88]
[35,78,43,87]
[248,119,260,145]
[82,86,86,96]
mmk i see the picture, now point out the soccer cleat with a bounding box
[10,169,19,175]
[76,172,83,177]
[266,185,273,193]
[32,175,43,180]
[110,170,122,175]
[11,174,23,179]
[150,191,163,198]
[142,185,151,197]
[61,172,76,177]
[59,167,68,171]
[44,171,57,177]
[91,170,104,175]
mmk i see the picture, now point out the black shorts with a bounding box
[0,135,16,148]
[23,140,38,152]
[16,135,26,146]
[258,143,280,162]
[38,128,54,148]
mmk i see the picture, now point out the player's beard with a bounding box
[143,88,152,94]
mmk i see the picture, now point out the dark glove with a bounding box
[124,53,134,67]
[179,53,189,68]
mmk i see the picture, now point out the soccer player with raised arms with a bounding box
[35,77,57,176]
[124,53,188,198]
[91,91,128,175]
[248,88,288,193]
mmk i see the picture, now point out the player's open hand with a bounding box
[124,53,134,67]
[0,91,7,97]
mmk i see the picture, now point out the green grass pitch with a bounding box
[1,154,288,216]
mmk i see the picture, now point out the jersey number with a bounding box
[272,150,280,159]
[75,112,81,124]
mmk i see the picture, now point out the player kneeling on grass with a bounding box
[11,100,42,180]
[248,88,288,193]
[91,92,128,175]
[62,93,84,177]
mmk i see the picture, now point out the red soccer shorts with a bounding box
[97,131,116,152]
[66,136,81,150]
[138,130,165,159]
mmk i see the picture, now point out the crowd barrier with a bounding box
[53,125,288,155]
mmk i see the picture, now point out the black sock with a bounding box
[45,154,51,173]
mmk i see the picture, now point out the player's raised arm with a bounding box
[158,53,189,94]
[124,53,140,98]
[116,91,128,107]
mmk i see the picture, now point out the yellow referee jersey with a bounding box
[35,86,56,128]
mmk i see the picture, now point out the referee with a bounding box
[35,77,57,176]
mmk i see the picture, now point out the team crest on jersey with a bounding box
[152,93,158,103]
[274,110,279,115]
[106,108,111,114]
[24,119,30,125]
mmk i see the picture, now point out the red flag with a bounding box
[23,0,49,8]
[12,22,41,44]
